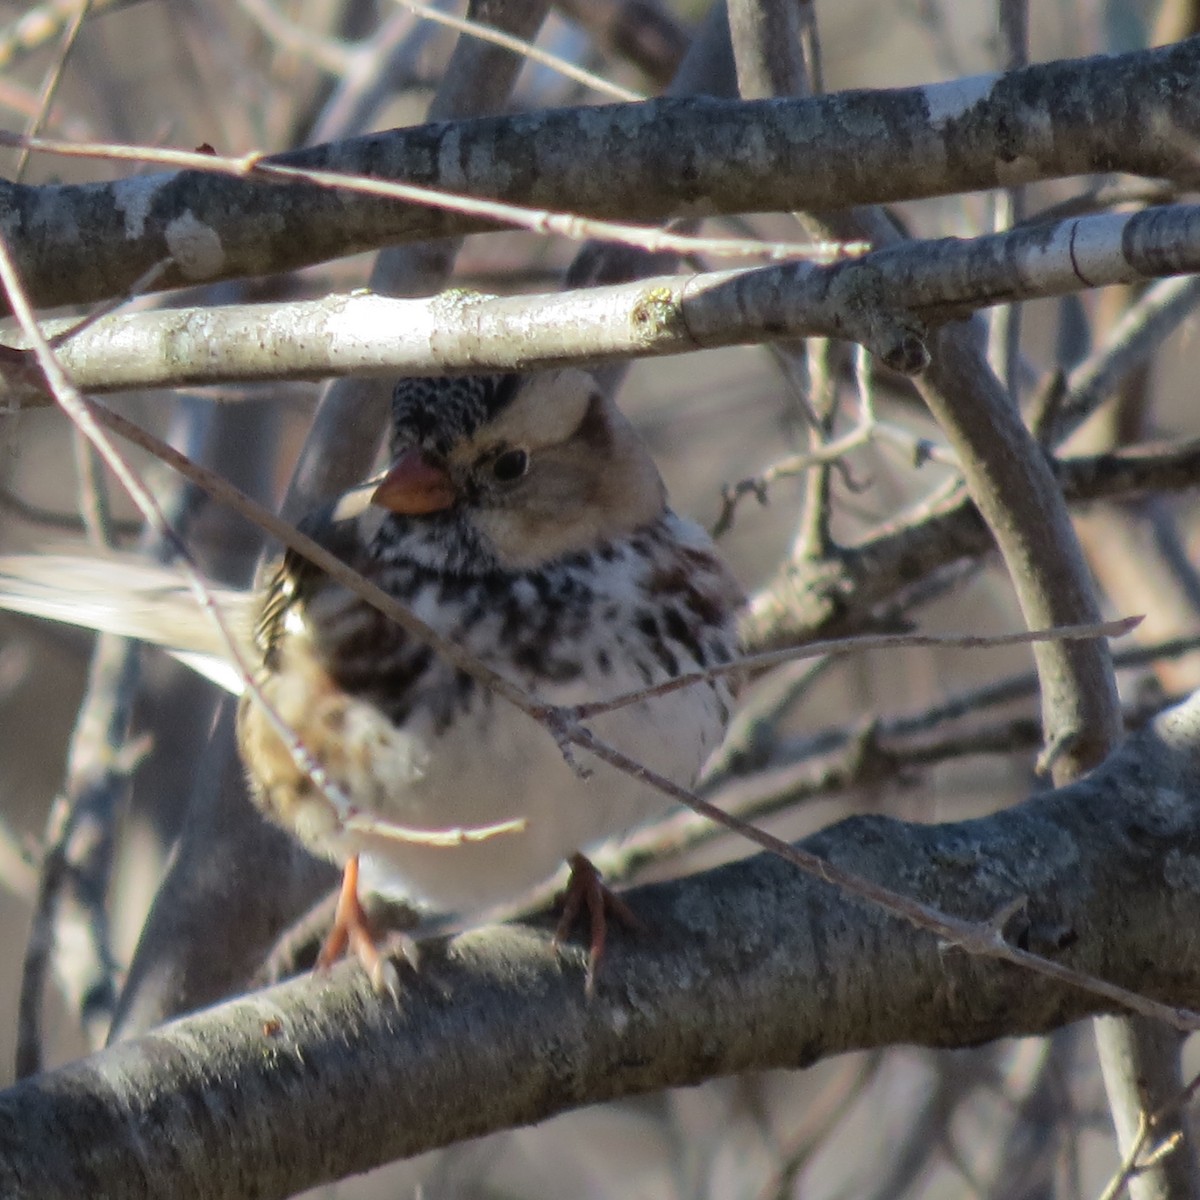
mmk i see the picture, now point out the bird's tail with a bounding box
[0,553,254,693]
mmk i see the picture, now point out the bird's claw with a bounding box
[554,852,640,997]
[318,854,414,1001]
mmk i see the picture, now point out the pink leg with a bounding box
[553,852,640,997]
[316,855,401,997]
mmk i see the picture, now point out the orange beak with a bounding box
[370,450,456,515]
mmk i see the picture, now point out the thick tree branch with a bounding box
[6,200,1200,405]
[2,693,1200,1199]
[3,36,1200,309]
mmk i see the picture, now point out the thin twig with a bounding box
[45,258,172,350]
[569,617,1141,720]
[395,0,644,101]
[1051,275,1200,445]
[231,0,354,75]
[712,419,878,538]
[581,683,1179,895]
[0,0,135,72]
[1097,1069,1200,1200]
[12,0,91,184]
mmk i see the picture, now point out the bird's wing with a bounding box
[0,553,254,694]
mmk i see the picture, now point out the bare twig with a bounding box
[569,616,1140,720]
[554,0,688,86]
[0,0,136,71]
[1097,1070,1200,1200]
[230,0,354,75]
[1047,275,1200,446]
[394,0,644,100]
[11,0,91,183]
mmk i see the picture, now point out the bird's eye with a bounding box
[491,448,529,482]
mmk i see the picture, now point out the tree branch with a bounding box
[7,199,1200,405]
[3,36,1200,308]
[3,693,1200,1199]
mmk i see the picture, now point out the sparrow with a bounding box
[0,370,743,991]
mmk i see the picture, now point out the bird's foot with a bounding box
[317,855,416,999]
[553,852,640,997]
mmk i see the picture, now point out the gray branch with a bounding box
[6,200,1200,405]
[3,693,1200,1200]
[3,37,1200,309]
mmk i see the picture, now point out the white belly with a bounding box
[351,667,727,914]
[246,508,741,919]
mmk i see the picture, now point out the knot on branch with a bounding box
[827,263,929,374]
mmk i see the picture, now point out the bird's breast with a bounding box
[238,515,740,917]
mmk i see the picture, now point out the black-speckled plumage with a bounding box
[236,368,744,918]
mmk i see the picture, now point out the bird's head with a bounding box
[362,371,667,570]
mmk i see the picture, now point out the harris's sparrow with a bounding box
[0,370,744,990]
